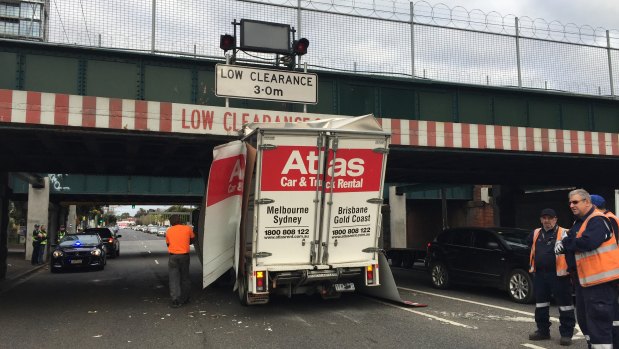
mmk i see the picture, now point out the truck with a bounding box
[200,115,397,305]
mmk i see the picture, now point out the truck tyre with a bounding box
[402,252,414,268]
[507,269,534,304]
[389,251,402,268]
[238,273,249,306]
[430,262,450,289]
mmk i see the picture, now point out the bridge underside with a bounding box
[2,124,618,191]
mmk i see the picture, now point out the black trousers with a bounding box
[168,253,191,303]
[31,243,40,265]
[534,271,575,338]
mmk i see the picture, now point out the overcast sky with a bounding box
[432,0,618,30]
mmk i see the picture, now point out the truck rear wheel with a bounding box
[388,251,402,267]
[238,272,249,306]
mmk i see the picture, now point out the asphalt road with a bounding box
[0,229,585,349]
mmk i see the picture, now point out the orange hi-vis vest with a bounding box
[575,210,619,287]
[604,210,619,236]
[529,226,569,276]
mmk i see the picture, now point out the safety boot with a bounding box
[559,337,572,346]
[528,331,551,341]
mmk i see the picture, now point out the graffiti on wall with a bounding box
[48,174,71,191]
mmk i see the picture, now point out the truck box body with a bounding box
[202,115,390,304]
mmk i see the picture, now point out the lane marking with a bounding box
[521,344,547,349]
[398,287,532,315]
[154,260,159,265]
[370,298,477,329]
[398,286,583,339]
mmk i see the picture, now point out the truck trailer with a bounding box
[200,115,397,305]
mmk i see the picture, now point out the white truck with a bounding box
[201,115,399,305]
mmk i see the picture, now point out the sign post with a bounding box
[215,64,318,104]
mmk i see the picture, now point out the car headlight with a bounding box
[52,250,63,258]
[91,248,102,256]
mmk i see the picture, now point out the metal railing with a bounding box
[35,0,619,97]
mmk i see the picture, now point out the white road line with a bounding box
[521,344,547,349]
[370,298,477,329]
[398,287,533,315]
[154,260,159,265]
[398,287,583,339]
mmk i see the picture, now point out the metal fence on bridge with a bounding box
[40,0,619,97]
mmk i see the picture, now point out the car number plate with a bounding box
[334,283,355,292]
[70,259,83,264]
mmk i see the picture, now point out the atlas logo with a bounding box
[281,150,364,177]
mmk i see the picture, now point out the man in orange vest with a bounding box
[165,214,195,308]
[556,189,619,349]
[528,208,575,345]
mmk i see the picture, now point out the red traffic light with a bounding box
[220,34,235,52]
[292,38,309,56]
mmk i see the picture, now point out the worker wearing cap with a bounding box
[591,194,619,242]
[56,225,67,244]
[556,189,619,349]
[527,208,575,346]
[590,194,619,348]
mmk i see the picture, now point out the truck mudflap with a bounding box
[356,252,427,307]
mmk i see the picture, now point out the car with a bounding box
[425,227,534,304]
[148,226,159,234]
[50,233,106,272]
[84,227,121,258]
[157,226,167,237]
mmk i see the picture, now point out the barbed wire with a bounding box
[250,0,619,47]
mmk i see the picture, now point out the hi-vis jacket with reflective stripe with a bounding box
[529,226,569,276]
[575,211,619,287]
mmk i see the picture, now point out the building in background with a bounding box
[0,0,48,41]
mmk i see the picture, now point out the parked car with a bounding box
[157,226,167,237]
[84,227,121,258]
[148,226,159,234]
[50,233,106,272]
[425,227,533,303]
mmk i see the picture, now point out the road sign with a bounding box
[215,64,318,104]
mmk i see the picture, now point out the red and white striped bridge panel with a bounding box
[1,89,618,156]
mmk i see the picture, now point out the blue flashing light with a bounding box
[73,240,82,247]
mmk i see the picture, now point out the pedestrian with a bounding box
[555,189,619,349]
[31,224,41,265]
[165,214,195,308]
[38,225,48,264]
[56,225,67,244]
[527,208,575,346]
[590,194,619,241]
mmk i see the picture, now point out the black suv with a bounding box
[84,228,121,258]
[425,227,533,303]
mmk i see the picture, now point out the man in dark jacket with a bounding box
[527,208,575,346]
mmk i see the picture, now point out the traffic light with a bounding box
[220,34,235,52]
[292,38,309,56]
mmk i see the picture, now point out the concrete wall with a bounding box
[25,178,50,261]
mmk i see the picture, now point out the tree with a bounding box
[120,212,131,220]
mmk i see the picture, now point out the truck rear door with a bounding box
[319,134,389,265]
[253,132,324,267]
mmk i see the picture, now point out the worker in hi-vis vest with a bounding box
[557,189,619,349]
[527,208,575,346]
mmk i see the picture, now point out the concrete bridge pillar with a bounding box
[67,205,77,233]
[0,172,9,280]
[25,177,50,261]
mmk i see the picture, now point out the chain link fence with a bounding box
[41,0,619,97]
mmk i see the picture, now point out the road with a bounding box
[0,229,584,349]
